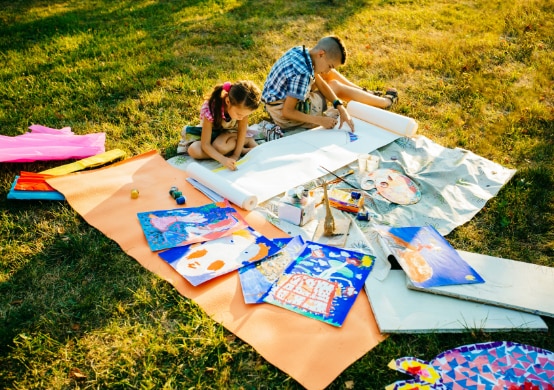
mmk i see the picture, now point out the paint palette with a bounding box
[360,168,421,205]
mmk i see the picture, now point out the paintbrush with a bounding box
[319,166,359,189]
[314,168,354,187]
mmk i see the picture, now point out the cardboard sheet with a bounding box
[408,250,554,318]
[47,151,386,390]
[365,270,548,333]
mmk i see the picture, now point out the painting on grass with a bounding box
[387,341,554,390]
[263,241,375,327]
[159,226,281,286]
[137,201,248,251]
[239,235,306,304]
[375,225,484,288]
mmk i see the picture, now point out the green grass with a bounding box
[1,0,553,388]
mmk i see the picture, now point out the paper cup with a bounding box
[358,154,370,174]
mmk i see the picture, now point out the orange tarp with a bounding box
[47,150,385,390]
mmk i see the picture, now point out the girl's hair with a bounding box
[207,80,261,129]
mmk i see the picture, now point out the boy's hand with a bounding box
[320,115,338,129]
[338,105,355,132]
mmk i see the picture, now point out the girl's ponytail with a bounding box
[207,84,227,129]
[207,80,261,129]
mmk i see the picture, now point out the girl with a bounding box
[180,80,261,171]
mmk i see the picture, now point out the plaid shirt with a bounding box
[262,46,314,103]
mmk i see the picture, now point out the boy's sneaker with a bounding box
[258,120,283,142]
[384,89,398,109]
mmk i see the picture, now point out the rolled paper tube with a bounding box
[347,100,418,137]
[185,162,258,211]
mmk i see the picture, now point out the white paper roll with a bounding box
[347,101,418,137]
[185,162,258,211]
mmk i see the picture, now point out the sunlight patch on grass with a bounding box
[25,2,74,19]
[1,1,552,388]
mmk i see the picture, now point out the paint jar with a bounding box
[366,155,380,173]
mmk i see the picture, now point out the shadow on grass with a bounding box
[0,205,144,346]
[0,0,371,132]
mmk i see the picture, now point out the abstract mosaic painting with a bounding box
[387,341,554,390]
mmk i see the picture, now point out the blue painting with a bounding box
[263,241,375,327]
[375,225,485,288]
[137,201,248,251]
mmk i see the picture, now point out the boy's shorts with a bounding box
[264,91,326,130]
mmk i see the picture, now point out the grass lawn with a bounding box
[1,0,552,388]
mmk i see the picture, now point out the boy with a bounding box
[262,36,397,132]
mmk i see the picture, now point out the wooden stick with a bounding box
[322,182,336,237]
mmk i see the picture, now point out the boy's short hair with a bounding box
[314,36,347,65]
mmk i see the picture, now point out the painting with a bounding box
[375,225,484,288]
[159,226,281,286]
[239,236,305,304]
[386,341,554,390]
[263,241,375,327]
[137,201,248,251]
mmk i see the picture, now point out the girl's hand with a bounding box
[223,157,238,171]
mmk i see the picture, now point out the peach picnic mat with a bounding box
[47,150,385,390]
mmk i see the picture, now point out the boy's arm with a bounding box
[314,75,355,131]
[282,96,337,129]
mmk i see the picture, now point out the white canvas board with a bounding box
[407,250,554,318]
[365,270,548,333]
[213,103,411,204]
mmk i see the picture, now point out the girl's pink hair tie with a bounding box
[222,81,232,93]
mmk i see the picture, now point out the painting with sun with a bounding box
[158,226,281,286]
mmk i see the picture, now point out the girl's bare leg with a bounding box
[212,132,238,155]
[187,141,207,159]
[241,137,258,155]
[187,133,237,159]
